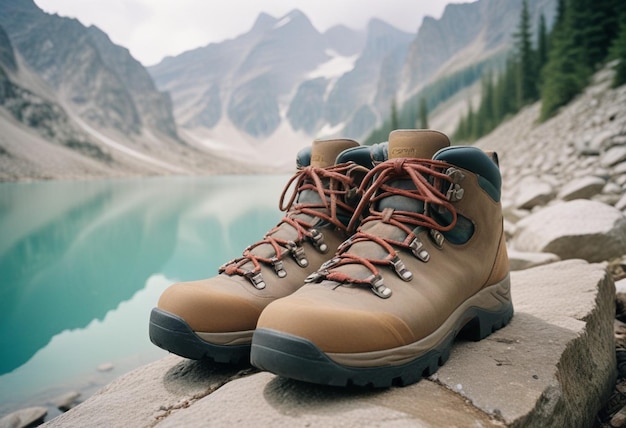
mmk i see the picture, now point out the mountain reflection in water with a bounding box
[0,175,287,413]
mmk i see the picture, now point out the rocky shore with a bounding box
[2,65,626,427]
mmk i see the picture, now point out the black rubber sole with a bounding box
[149,307,250,364]
[250,303,514,388]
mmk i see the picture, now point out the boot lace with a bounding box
[306,158,460,298]
[219,163,360,289]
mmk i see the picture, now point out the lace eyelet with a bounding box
[370,274,392,298]
[244,271,266,290]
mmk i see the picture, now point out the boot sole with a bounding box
[251,281,513,387]
[149,308,250,364]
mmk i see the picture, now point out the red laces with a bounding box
[308,158,459,298]
[220,163,360,289]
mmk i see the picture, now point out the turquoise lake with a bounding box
[0,175,288,417]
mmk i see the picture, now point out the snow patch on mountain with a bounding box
[307,50,358,80]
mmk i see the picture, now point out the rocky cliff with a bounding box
[0,0,176,139]
[0,0,253,180]
[400,0,555,96]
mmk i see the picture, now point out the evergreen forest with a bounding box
[366,0,626,144]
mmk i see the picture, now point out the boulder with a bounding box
[603,182,622,195]
[514,178,555,210]
[616,193,626,211]
[97,363,114,372]
[52,391,80,412]
[613,162,626,177]
[557,176,605,201]
[593,192,622,206]
[601,145,626,168]
[575,130,612,155]
[432,260,615,428]
[513,199,626,262]
[41,261,615,428]
[508,249,560,271]
[609,135,626,149]
[0,407,47,428]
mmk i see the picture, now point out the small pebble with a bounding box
[97,362,114,372]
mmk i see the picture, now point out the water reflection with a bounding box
[0,175,287,411]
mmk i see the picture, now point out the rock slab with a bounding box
[0,407,47,428]
[513,199,626,262]
[43,261,615,428]
[557,176,606,201]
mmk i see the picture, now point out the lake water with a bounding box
[0,175,288,418]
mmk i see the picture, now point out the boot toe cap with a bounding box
[157,277,263,333]
[256,288,414,354]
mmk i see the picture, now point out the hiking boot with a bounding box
[250,129,512,386]
[149,138,377,363]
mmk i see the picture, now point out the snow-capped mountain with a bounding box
[148,10,414,166]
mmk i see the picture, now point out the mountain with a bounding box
[0,0,559,179]
[0,0,251,180]
[399,0,557,99]
[149,10,417,161]
[0,0,171,138]
[150,0,556,162]
[320,19,413,137]
[0,22,115,176]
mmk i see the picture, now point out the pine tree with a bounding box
[611,17,626,88]
[537,14,548,74]
[553,0,567,35]
[390,98,399,130]
[578,0,616,67]
[418,97,429,129]
[540,0,591,120]
[513,0,537,106]
[466,101,476,140]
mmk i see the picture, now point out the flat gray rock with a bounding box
[508,249,560,271]
[51,391,80,411]
[514,178,554,210]
[557,176,605,201]
[42,355,248,427]
[576,129,613,155]
[616,193,626,211]
[157,371,500,427]
[433,260,614,427]
[612,161,626,176]
[42,261,615,428]
[0,406,47,428]
[601,145,626,167]
[513,199,626,262]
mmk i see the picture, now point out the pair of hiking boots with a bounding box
[149,129,513,388]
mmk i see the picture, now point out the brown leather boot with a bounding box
[251,129,512,386]
[149,139,381,363]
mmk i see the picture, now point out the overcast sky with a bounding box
[33,0,452,66]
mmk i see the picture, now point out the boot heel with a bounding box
[458,302,514,341]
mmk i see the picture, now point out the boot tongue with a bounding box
[387,129,450,160]
[249,139,359,260]
[379,130,451,213]
[299,138,359,206]
[310,139,359,167]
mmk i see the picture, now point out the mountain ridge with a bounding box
[0,0,558,180]
[0,0,254,180]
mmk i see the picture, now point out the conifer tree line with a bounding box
[454,0,626,142]
[363,58,498,145]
